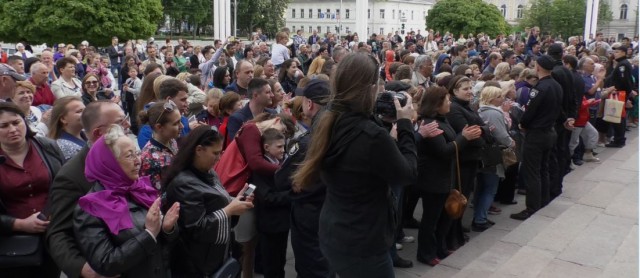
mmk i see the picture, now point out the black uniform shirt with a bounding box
[521,76,562,130]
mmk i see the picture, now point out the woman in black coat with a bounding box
[445,75,493,249]
[163,126,254,277]
[415,87,481,266]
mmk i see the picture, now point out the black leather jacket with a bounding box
[164,167,236,276]
[73,183,176,278]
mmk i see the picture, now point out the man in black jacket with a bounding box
[547,43,577,200]
[106,36,123,78]
[605,44,635,147]
[46,101,129,278]
[277,79,333,278]
[511,55,561,220]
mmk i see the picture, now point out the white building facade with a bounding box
[284,0,435,38]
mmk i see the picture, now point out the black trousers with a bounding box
[446,160,477,250]
[290,203,334,278]
[549,125,570,200]
[495,163,519,203]
[402,185,421,223]
[522,129,557,211]
[417,192,451,261]
[123,91,139,135]
[259,230,289,278]
[610,118,627,145]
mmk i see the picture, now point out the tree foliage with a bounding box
[162,0,212,36]
[237,0,290,38]
[519,0,613,37]
[0,0,163,46]
[426,0,510,37]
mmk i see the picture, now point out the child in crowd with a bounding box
[261,128,286,164]
[123,67,142,100]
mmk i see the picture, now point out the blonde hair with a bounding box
[176,72,191,82]
[499,80,516,97]
[479,86,503,105]
[153,75,173,98]
[254,65,265,78]
[493,62,511,81]
[104,124,127,157]
[15,81,36,93]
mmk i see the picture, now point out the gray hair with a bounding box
[332,47,347,62]
[30,62,46,73]
[103,124,127,157]
[578,57,593,70]
[413,55,432,71]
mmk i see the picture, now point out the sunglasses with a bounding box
[86,81,99,86]
[155,100,177,125]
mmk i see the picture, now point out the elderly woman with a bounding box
[493,62,512,81]
[0,102,65,277]
[475,86,515,231]
[51,57,82,99]
[73,125,180,278]
[48,96,87,160]
[138,101,183,190]
[163,126,254,277]
[10,80,48,136]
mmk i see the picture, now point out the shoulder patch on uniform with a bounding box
[529,89,539,99]
[620,66,625,72]
[288,142,299,156]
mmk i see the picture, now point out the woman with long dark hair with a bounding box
[277,59,301,95]
[163,126,254,277]
[292,53,418,277]
[212,66,231,90]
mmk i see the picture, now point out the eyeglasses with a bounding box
[122,150,142,161]
[155,100,177,125]
[86,81,99,86]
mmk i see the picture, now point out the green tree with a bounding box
[519,0,613,37]
[426,0,510,37]
[0,0,162,46]
[237,0,290,38]
[162,0,212,36]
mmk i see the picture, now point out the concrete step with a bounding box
[444,132,639,278]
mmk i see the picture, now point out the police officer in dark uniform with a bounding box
[274,79,335,278]
[546,43,577,200]
[511,55,561,220]
[604,44,635,147]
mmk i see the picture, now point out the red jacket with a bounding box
[575,96,600,127]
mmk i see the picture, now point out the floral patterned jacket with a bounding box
[140,138,178,190]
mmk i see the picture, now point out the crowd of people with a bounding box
[0,24,637,278]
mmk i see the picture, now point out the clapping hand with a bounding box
[418,120,443,138]
[144,198,162,237]
[162,202,180,233]
[461,124,482,140]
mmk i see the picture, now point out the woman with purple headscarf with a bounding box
[73,125,180,278]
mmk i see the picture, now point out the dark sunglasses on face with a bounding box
[86,81,99,86]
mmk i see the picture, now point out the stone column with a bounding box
[214,0,231,40]
[584,0,599,42]
[355,0,368,38]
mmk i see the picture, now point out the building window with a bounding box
[368,9,371,19]
[500,5,506,18]
[620,4,628,20]
[326,26,330,34]
[308,26,312,33]
[300,9,304,18]
[346,9,350,19]
[317,26,321,33]
[346,27,350,33]
[392,10,395,19]
[380,9,385,19]
[400,10,403,19]
[367,27,370,35]
[309,9,312,18]
[380,28,384,35]
[318,9,321,18]
[293,26,296,31]
[292,9,295,18]
[336,9,340,19]
[411,11,414,20]
[517,5,523,19]
[300,26,303,32]
[423,11,426,19]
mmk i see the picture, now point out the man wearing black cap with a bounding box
[0,63,26,101]
[276,79,334,278]
[604,44,635,147]
[511,55,561,220]
[546,43,577,200]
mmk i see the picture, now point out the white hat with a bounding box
[16,43,24,48]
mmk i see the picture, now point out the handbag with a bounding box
[480,144,503,168]
[210,241,240,278]
[603,92,625,123]
[214,140,250,197]
[445,141,468,220]
[502,148,518,168]
[0,234,43,267]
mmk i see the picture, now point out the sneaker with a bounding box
[488,206,502,215]
[596,142,606,148]
[569,161,577,170]
[398,236,415,243]
[573,159,584,166]
[392,256,413,268]
[396,243,403,250]
[583,153,600,162]
[510,209,534,221]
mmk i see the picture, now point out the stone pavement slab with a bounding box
[600,225,639,278]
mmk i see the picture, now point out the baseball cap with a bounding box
[612,43,628,53]
[0,64,26,81]
[536,55,555,71]
[295,79,330,105]
[385,81,412,92]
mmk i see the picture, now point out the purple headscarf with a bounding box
[78,136,158,235]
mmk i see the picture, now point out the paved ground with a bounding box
[260,129,638,278]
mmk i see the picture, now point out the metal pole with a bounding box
[212,0,216,38]
[234,0,238,37]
